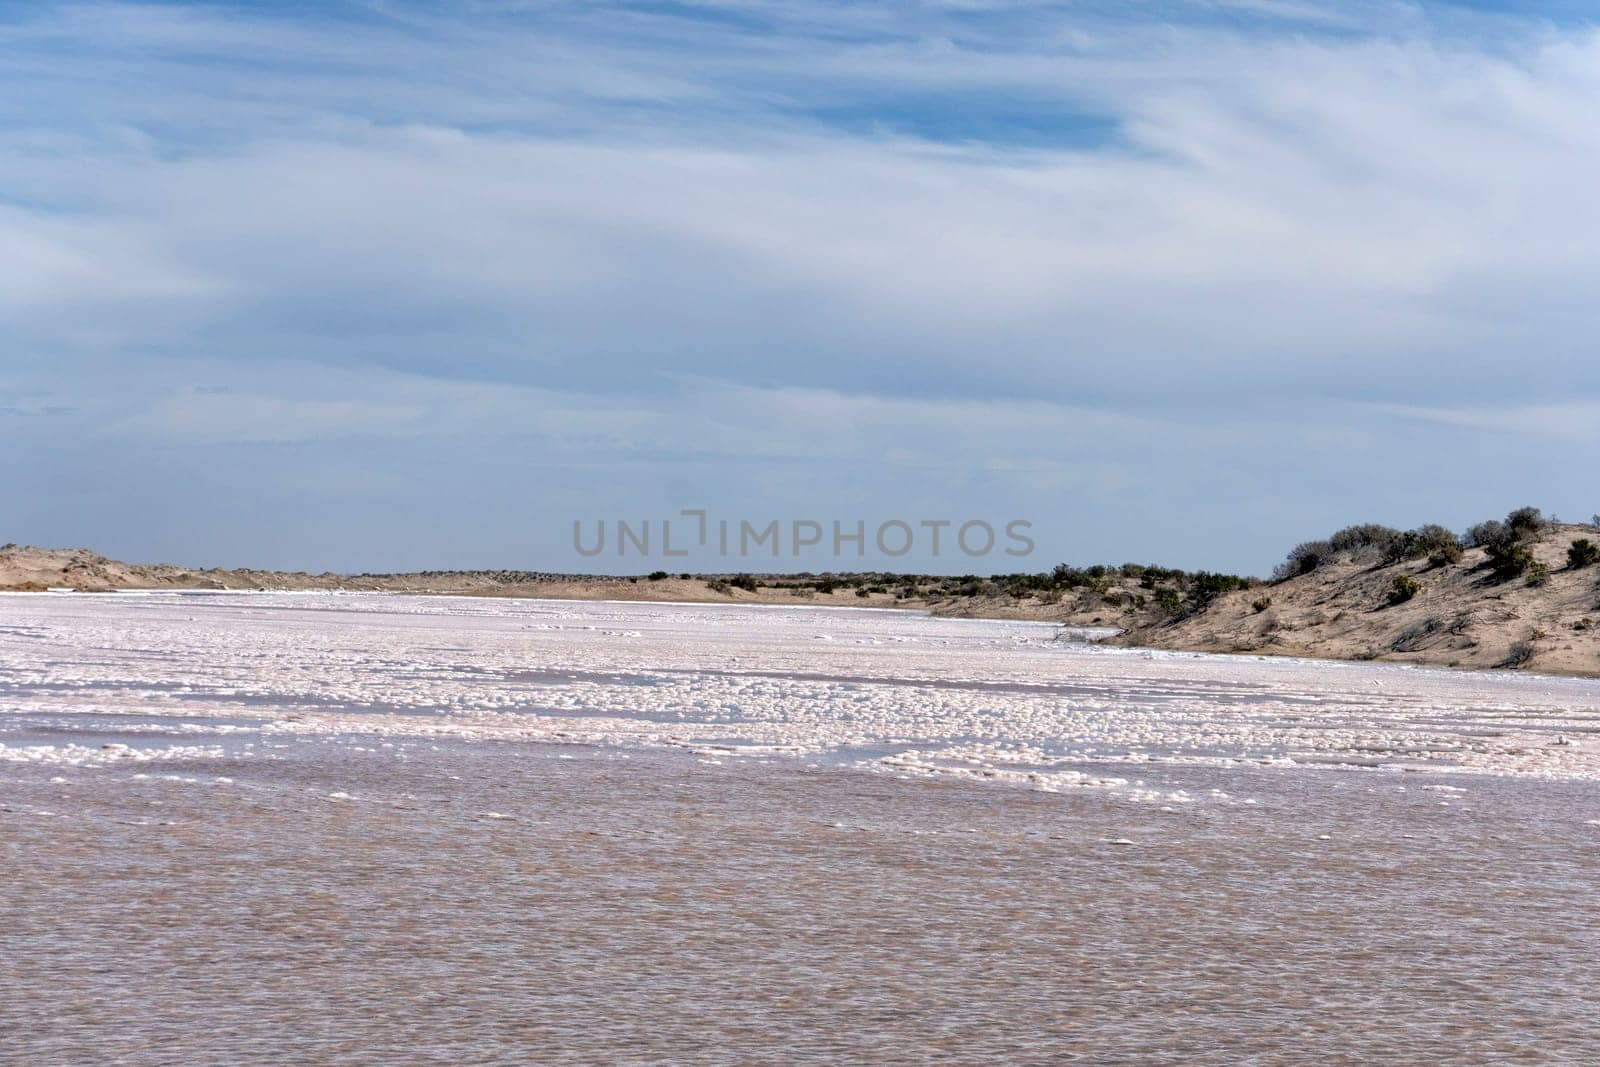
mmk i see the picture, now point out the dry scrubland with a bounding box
[1122,517,1600,677]
[4,508,1598,677]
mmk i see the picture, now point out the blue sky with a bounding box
[3,0,1599,574]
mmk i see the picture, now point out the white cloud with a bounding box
[1366,401,1600,440]
[1,12,1597,405]
[5,1,1600,569]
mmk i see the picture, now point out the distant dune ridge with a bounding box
[1116,519,1600,678]
[5,510,1598,677]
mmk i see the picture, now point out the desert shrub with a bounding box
[1486,541,1533,581]
[1252,596,1272,613]
[730,574,759,592]
[855,588,870,598]
[1410,523,1458,553]
[679,573,691,580]
[1468,520,1509,549]
[1279,522,1469,579]
[1526,561,1550,587]
[1273,540,1334,581]
[1386,524,1459,563]
[1329,524,1402,556]
[1499,640,1536,669]
[1568,538,1600,569]
[647,570,669,581]
[1471,508,1545,551]
[706,579,731,594]
[1427,542,1464,568]
[1154,587,1182,616]
[1392,616,1443,652]
[1388,575,1422,605]
[1575,617,1594,632]
[1050,564,1087,588]
[1187,572,1250,609]
[1505,506,1546,538]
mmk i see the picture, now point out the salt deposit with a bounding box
[2,591,1596,801]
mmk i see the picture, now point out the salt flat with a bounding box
[2,591,1597,797]
[5,592,1600,1064]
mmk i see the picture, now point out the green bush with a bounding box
[1505,506,1546,538]
[1387,524,1460,563]
[1187,571,1250,608]
[1154,588,1182,616]
[647,570,669,581]
[1568,539,1600,569]
[1526,561,1549,587]
[1486,541,1533,581]
[1252,596,1272,613]
[1388,575,1422,605]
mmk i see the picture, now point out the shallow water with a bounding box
[3,593,1599,1063]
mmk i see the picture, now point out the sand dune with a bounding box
[1116,523,1600,678]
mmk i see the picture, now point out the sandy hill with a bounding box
[0,545,200,591]
[1116,522,1600,677]
[0,544,340,593]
